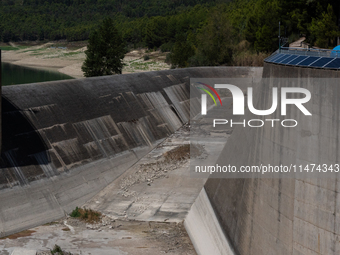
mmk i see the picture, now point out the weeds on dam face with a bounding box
[164,143,206,162]
[164,144,190,162]
[50,244,73,255]
[70,207,101,223]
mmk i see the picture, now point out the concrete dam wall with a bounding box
[0,66,261,237]
[204,63,340,255]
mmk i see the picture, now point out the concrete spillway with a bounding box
[0,67,261,238]
[200,62,340,255]
[4,62,336,255]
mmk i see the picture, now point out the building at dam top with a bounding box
[2,45,340,255]
[265,46,340,69]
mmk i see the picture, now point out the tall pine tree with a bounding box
[82,18,126,77]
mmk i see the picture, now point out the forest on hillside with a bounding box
[0,0,225,42]
[1,0,340,67]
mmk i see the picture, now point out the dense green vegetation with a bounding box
[0,0,223,42]
[82,18,125,76]
[70,206,102,222]
[1,0,340,67]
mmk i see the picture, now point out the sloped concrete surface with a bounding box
[0,67,262,238]
[0,95,238,255]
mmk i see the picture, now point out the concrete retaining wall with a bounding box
[204,63,340,255]
[0,66,261,237]
[185,188,235,255]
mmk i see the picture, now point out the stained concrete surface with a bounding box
[0,66,262,238]
[1,67,261,188]
[0,100,232,254]
[0,145,154,239]
[83,103,230,223]
[204,63,340,255]
[0,92,239,254]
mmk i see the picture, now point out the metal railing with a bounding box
[280,47,340,58]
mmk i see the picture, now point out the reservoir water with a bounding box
[1,62,73,86]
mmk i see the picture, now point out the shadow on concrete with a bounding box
[0,95,50,168]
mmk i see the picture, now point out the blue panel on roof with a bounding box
[272,54,290,63]
[279,55,297,64]
[265,54,278,62]
[309,57,334,67]
[276,54,292,63]
[324,58,340,68]
[268,53,284,63]
[287,56,308,65]
[265,49,340,69]
[283,55,300,64]
[298,57,320,66]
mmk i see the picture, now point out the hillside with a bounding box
[0,0,227,42]
[1,0,340,68]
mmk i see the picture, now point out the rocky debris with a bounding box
[147,221,197,254]
[61,213,119,231]
[179,122,190,132]
[80,216,196,254]
[119,141,206,199]
[111,123,208,216]
[10,216,196,255]
[37,251,53,255]
[85,214,117,230]
[64,217,85,228]
[119,160,181,196]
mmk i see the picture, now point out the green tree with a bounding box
[82,18,126,77]
[308,4,340,48]
[143,16,168,48]
[195,11,234,66]
[168,33,195,68]
[244,0,281,52]
[254,25,275,52]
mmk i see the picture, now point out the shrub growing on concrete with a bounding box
[70,207,81,218]
[50,244,71,255]
[70,207,102,223]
